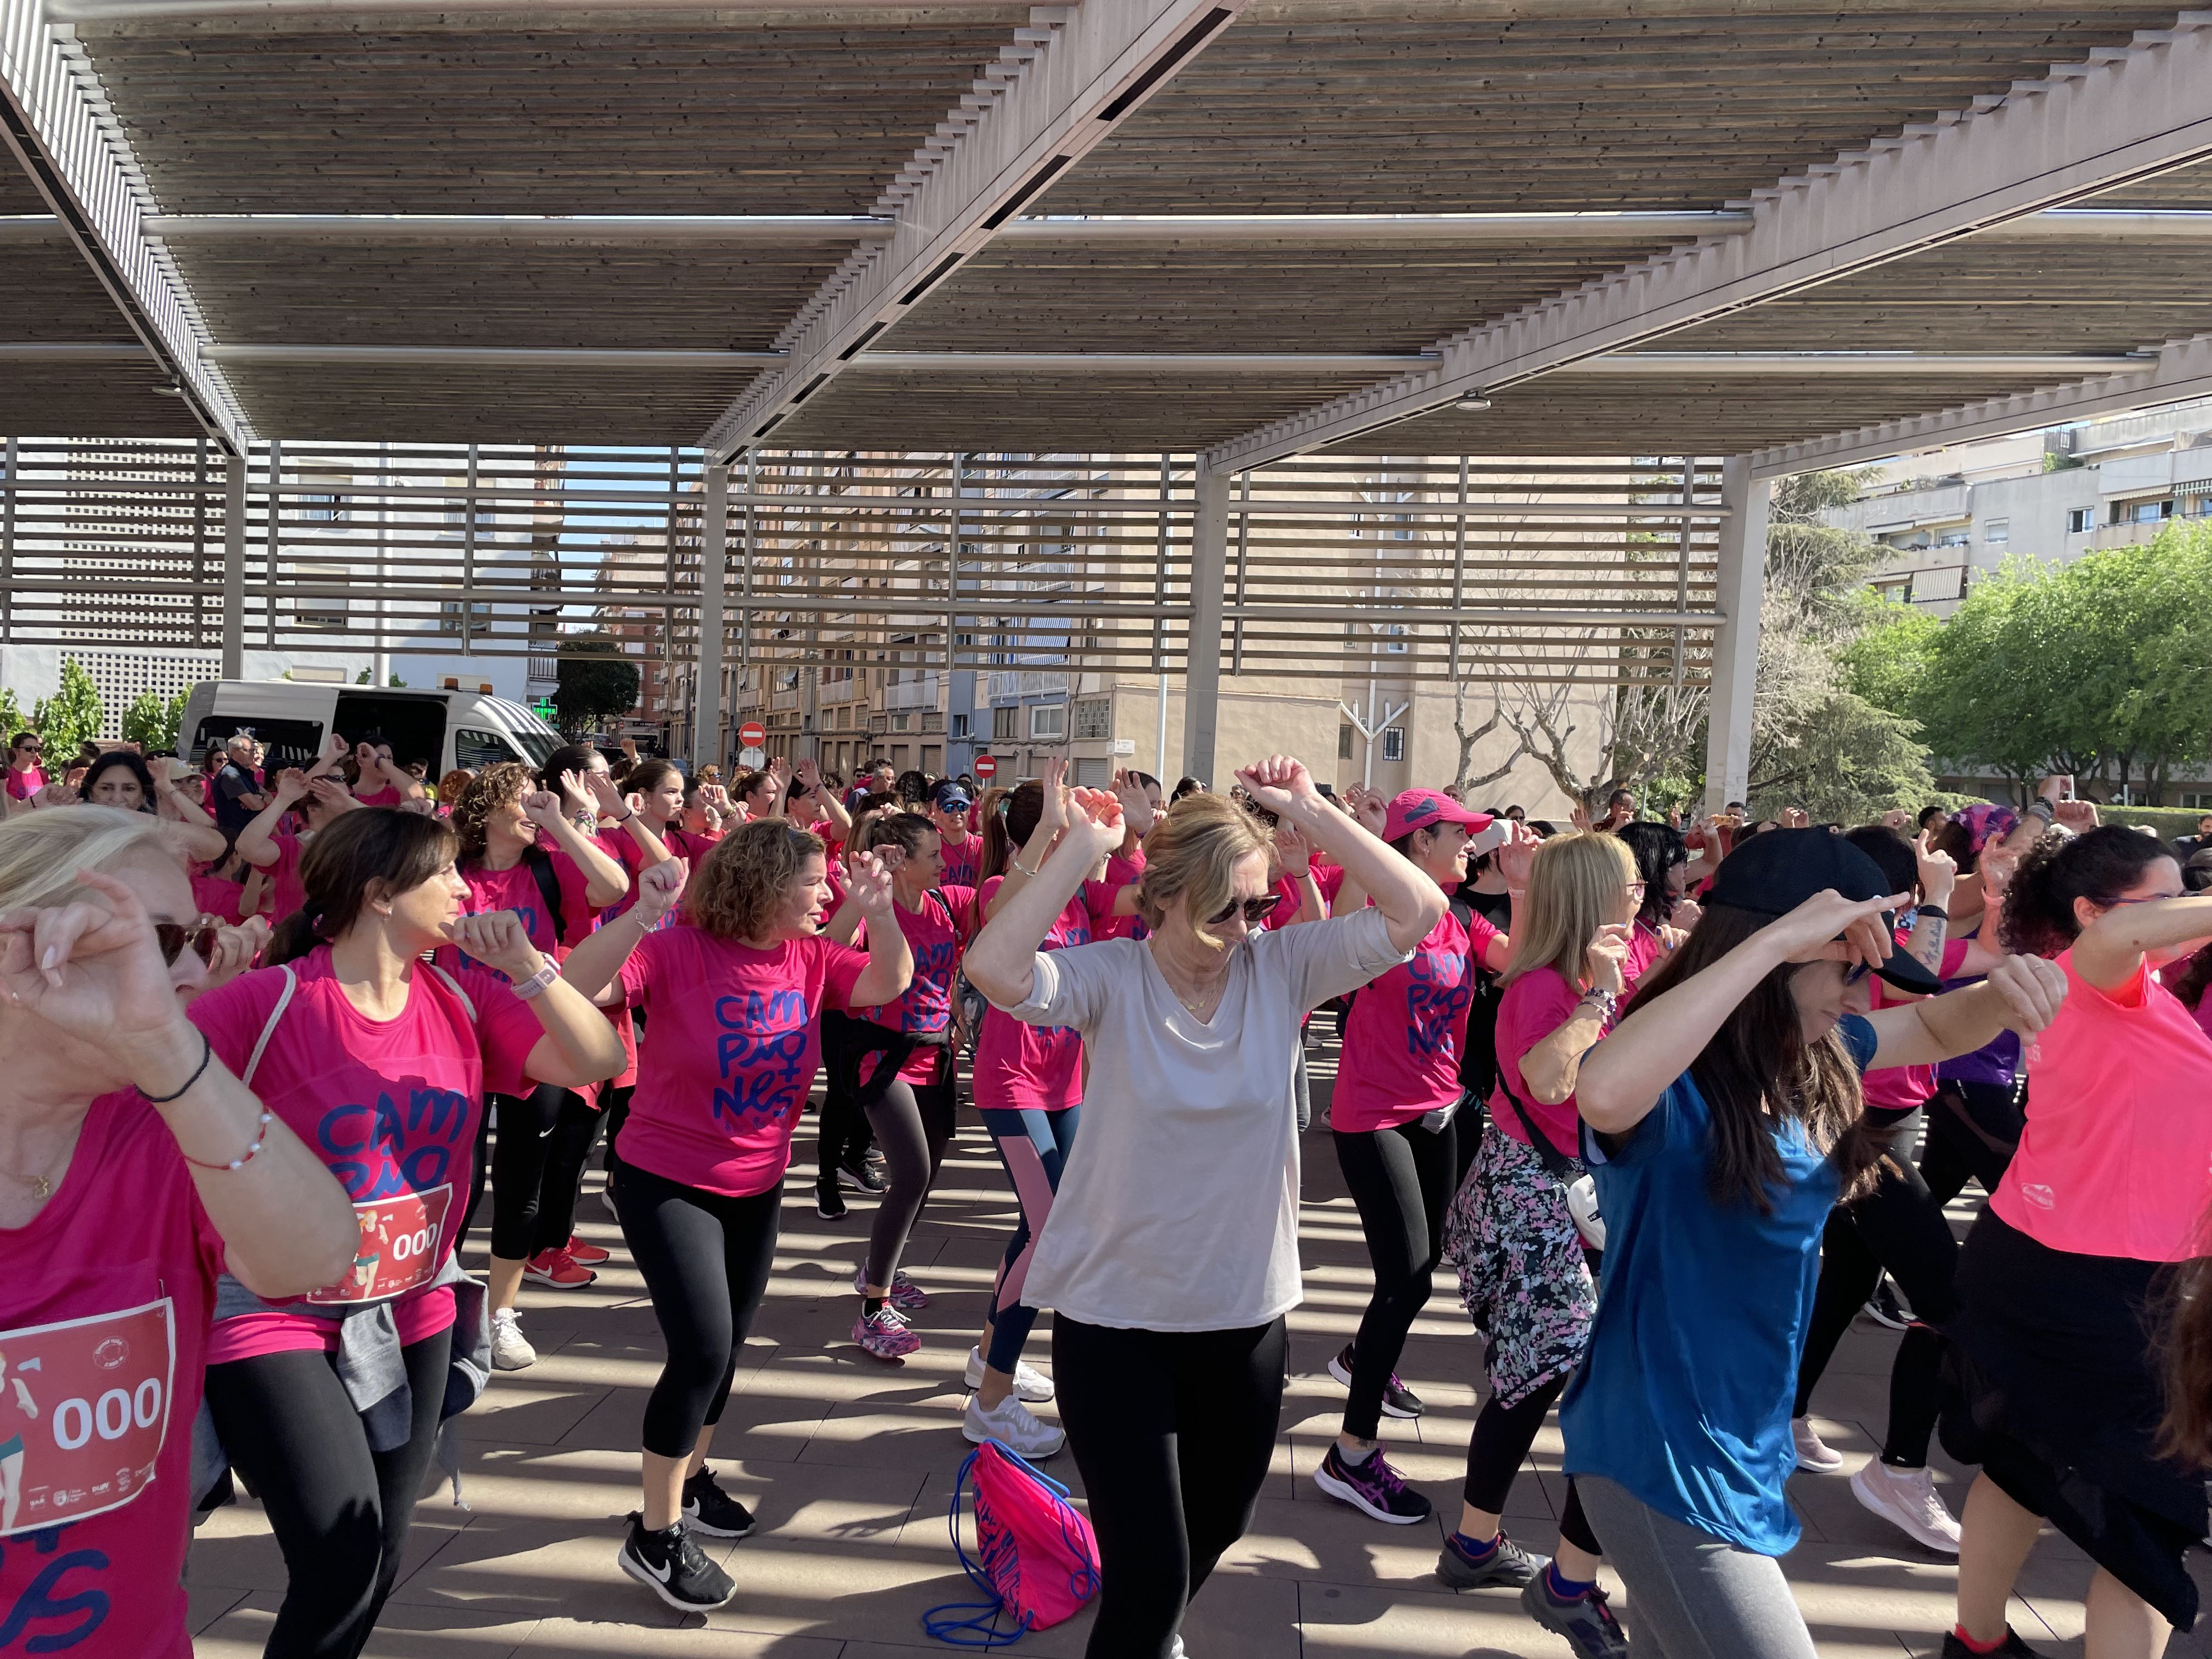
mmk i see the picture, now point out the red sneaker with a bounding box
[522,1247,596,1288]
[563,1234,611,1266]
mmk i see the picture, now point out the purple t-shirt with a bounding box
[1935,923,2019,1089]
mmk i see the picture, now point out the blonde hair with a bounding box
[0,805,172,912]
[684,816,825,941]
[1134,793,1271,949]
[1503,831,1637,987]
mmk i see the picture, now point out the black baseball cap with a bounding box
[1705,828,1940,995]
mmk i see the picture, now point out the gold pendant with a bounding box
[29,1176,50,1201]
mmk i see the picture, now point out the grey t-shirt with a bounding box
[995,904,1410,1331]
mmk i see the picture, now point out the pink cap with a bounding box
[1380,788,1494,844]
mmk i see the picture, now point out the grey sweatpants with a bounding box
[1577,1475,1818,1659]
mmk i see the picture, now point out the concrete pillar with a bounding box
[221,453,246,679]
[1180,463,1231,787]
[1704,455,1769,815]
[693,463,729,769]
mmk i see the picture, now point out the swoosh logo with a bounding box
[641,1549,674,1582]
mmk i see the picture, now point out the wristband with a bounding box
[1916,904,1949,921]
[1578,986,1620,1024]
[142,1031,215,1104]
[511,961,561,1000]
[2026,799,2056,825]
[182,1111,272,1174]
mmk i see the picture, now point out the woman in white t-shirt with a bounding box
[964,755,1443,1659]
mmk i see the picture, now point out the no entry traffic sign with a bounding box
[737,721,766,749]
[974,754,998,780]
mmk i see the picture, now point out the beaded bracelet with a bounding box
[183,1111,273,1173]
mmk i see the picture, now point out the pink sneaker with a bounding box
[851,1265,929,1311]
[853,1305,921,1361]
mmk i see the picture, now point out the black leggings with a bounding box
[1462,1371,1603,1555]
[814,1013,873,1186]
[862,1077,957,1290]
[1332,1115,1457,1440]
[460,1084,574,1261]
[614,1160,782,1458]
[203,1328,452,1658]
[1053,1315,1286,1659]
[538,1083,625,1247]
[1792,1142,1961,1465]
[1921,1075,2026,1206]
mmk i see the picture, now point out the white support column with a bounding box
[1180,463,1231,787]
[693,464,729,770]
[1704,456,1768,816]
[221,454,245,679]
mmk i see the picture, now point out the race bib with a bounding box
[0,1300,174,1537]
[308,1184,453,1305]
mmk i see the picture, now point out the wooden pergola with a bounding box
[8,0,2212,799]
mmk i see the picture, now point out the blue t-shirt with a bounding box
[1559,1012,1878,1554]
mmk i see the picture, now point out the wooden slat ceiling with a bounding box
[1034,2,2185,215]
[1319,371,2099,458]
[0,362,206,438]
[211,361,766,444]
[769,369,1401,452]
[166,238,851,349]
[70,8,1030,212]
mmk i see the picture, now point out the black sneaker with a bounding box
[1437,1528,1547,1590]
[1863,1278,1914,1331]
[1520,1569,1628,1657]
[1312,1442,1432,1524]
[618,1513,735,1611]
[815,1178,846,1220]
[1325,1341,1425,1419]
[681,1466,755,1538]
[837,1157,886,1194]
[1940,1630,2050,1658]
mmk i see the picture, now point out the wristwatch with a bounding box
[511,961,561,1000]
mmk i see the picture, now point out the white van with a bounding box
[178,680,562,779]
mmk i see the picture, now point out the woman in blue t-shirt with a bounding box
[1559,830,2067,1658]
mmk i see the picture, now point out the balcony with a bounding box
[980,670,1070,702]
[883,673,941,712]
[770,689,800,712]
[526,652,558,687]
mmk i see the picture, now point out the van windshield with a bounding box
[510,728,559,769]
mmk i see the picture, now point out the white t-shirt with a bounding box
[995,904,1410,1331]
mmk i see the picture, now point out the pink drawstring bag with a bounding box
[924,1440,1101,1647]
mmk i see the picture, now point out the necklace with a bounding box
[1149,944,1227,1017]
[0,1153,58,1203]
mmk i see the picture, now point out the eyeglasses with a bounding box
[2094,894,2179,908]
[1843,962,1874,986]
[153,922,221,967]
[1205,893,1283,927]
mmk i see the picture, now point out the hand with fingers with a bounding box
[522,789,566,830]
[1343,783,1387,838]
[307,776,356,814]
[1034,758,1071,839]
[1274,817,1314,877]
[847,850,900,923]
[272,768,310,806]
[1232,755,1320,819]
[1985,953,2069,1038]
[634,857,687,924]
[557,768,594,809]
[2055,798,2101,833]
[2037,773,2074,805]
[1060,785,1126,861]
[33,781,77,809]
[1782,806,1811,831]
[309,733,349,779]
[1912,830,1959,909]
[585,770,628,817]
[198,916,272,995]
[1585,922,1633,997]
[1496,821,1540,890]
[0,868,193,1060]
[442,910,543,982]
[794,757,822,796]
[1569,802,1594,834]
[1769,888,1910,973]
[1110,769,1157,837]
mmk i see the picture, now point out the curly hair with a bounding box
[684,816,826,941]
[1999,823,2174,957]
[449,760,534,865]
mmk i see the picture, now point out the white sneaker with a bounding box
[1850,1458,1961,1554]
[963,1391,1064,1458]
[1791,1415,1842,1472]
[963,1345,1054,1402]
[490,1307,537,1371]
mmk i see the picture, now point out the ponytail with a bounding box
[1999,824,2171,958]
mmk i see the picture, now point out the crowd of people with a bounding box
[1,720,2209,1659]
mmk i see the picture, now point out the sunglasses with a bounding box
[1205,893,1283,927]
[154,922,221,967]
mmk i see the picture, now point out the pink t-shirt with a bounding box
[191,949,541,1362]
[1491,966,1600,1155]
[972,874,1089,1113]
[352,783,401,808]
[1333,907,1499,1131]
[435,845,598,979]
[0,1092,221,1657]
[191,868,247,925]
[1860,934,1973,1119]
[1256,863,1345,930]
[604,822,714,927]
[853,885,977,1085]
[1086,848,1147,942]
[264,824,311,927]
[1993,950,2212,1262]
[1621,921,1668,1000]
[618,924,867,1197]
[939,833,982,890]
[4,764,45,801]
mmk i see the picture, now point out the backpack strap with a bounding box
[521,844,567,946]
[424,961,479,1025]
[240,963,298,1090]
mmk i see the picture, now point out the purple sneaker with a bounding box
[853,1304,921,1361]
[1313,1442,1432,1523]
[852,1265,928,1311]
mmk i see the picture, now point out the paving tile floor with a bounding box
[188,1044,2212,1657]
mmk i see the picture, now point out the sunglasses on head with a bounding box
[1205,893,1283,927]
[153,922,221,967]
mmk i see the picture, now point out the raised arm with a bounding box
[1575,888,1902,1135]
[560,859,687,1001]
[986,757,1076,922]
[2073,891,2212,995]
[968,787,1121,1007]
[1481,824,1538,974]
[586,769,673,867]
[1862,955,2068,1071]
[235,770,308,869]
[0,870,356,1298]
[1237,755,1443,954]
[447,909,625,1086]
[1272,819,1328,926]
[527,787,628,907]
[844,850,915,1008]
[792,758,850,839]
[151,768,227,863]
[1517,926,1629,1105]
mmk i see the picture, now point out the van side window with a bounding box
[454,729,517,770]
[190,717,324,771]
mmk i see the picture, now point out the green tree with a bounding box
[554,635,641,742]
[32,660,107,761]
[120,689,187,751]
[0,686,23,744]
